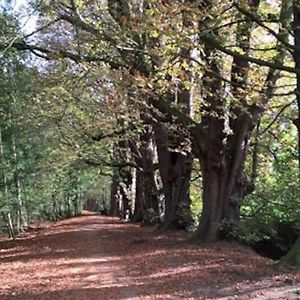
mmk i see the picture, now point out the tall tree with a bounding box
[279,0,300,266]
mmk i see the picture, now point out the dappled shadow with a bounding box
[0,216,133,263]
[0,214,299,299]
[1,276,299,300]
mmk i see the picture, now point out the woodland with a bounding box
[0,0,300,287]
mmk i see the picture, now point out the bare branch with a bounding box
[260,101,295,136]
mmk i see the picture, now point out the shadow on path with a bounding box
[0,214,299,299]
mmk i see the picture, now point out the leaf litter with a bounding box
[0,213,299,299]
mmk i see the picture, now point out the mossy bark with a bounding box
[280,236,300,266]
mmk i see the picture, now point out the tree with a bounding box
[187,0,292,242]
[278,0,300,266]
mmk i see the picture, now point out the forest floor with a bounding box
[0,213,299,299]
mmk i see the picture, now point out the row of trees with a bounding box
[0,6,111,235]
[0,0,300,264]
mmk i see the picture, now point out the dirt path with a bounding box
[0,213,299,299]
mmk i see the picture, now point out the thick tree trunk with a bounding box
[196,166,223,242]
[139,130,159,215]
[169,156,192,229]
[293,1,300,184]
[129,130,160,223]
[280,1,300,266]
[153,66,194,230]
[154,123,193,230]
[195,156,248,242]
[280,235,300,266]
[192,0,262,242]
[159,155,192,230]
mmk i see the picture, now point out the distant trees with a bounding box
[0,5,112,236]
[0,11,36,235]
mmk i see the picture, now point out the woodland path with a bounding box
[0,213,299,300]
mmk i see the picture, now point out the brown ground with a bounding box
[0,213,299,300]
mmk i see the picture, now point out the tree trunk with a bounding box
[154,63,194,230]
[280,0,300,266]
[0,127,8,200]
[65,197,72,217]
[109,171,119,216]
[129,130,160,223]
[10,94,27,232]
[2,212,15,239]
[119,184,131,220]
[195,153,248,242]
[280,235,300,266]
[51,194,59,221]
[293,0,300,184]
[73,196,79,216]
[139,132,159,215]
[0,127,16,238]
[132,169,144,222]
[154,123,193,230]
[12,129,24,231]
[162,155,192,230]
[192,0,261,242]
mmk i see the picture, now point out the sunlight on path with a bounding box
[0,215,137,299]
[0,214,299,300]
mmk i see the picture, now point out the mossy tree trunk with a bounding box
[280,236,300,266]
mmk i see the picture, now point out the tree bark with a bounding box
[129,130,160,223]
[193,0,260,242]
[139,131,159,215]
[119,184,131,220]
[279,0,300,266]
[154,123,192,230]
[109,170,120,216]
[132,169,144,222]
[2,212,15,239]
[280,235,300,266]
[0,127,8,201]
[293,0,300,184]
[195,150,250,242]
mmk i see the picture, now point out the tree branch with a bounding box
[260,101,295,136]
[234,2,296,55]
[0,41,126,68]
[201,34,300,75]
